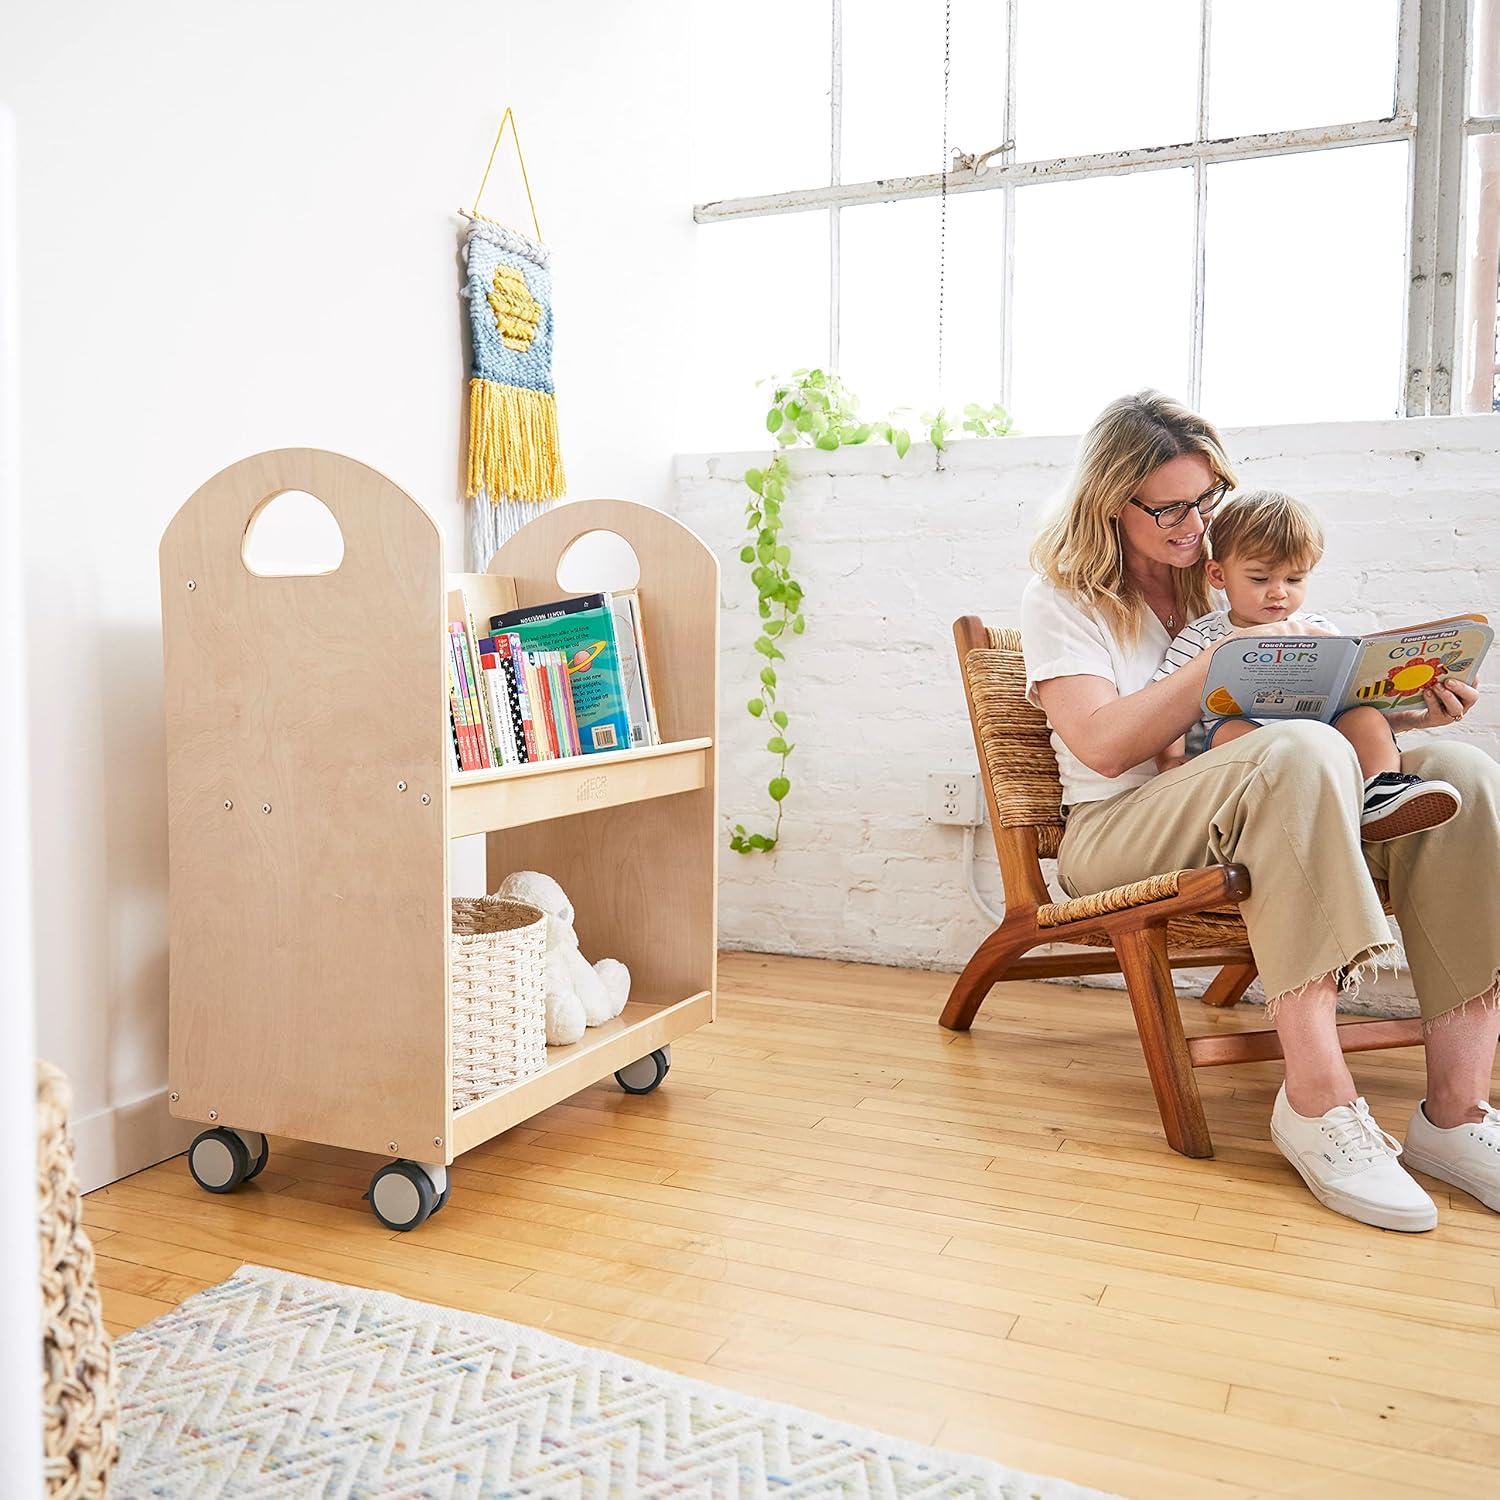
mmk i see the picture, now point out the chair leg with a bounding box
[1202,960,1257,1008]
[1112,924,1214,1159]
[940,919,1037,1032]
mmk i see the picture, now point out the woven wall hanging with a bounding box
[461,109,566,553]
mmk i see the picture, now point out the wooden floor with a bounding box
[86,953,1500,1499]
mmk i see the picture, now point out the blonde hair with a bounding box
[1207,489,1325,570]
[1030,390,1235,644]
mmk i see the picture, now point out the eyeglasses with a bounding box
[1128,481,1229,530]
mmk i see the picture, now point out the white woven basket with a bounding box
[450,897,548,1109]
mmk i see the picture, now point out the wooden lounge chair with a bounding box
[940,617,1420,1158]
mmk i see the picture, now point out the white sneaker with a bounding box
[1270,1085,1437,1232]
[1403,1100,1500,1213]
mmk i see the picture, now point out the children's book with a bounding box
[611,589,660,747]
[491,596,633,755]
[1200,615,1492,722]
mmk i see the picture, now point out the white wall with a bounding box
[1,1,694,1189]
[0,105,45,1500]
[674,415,1500,1018]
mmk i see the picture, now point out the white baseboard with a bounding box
[71,1087,200,1195]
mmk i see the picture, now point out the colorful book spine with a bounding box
[447,627,481,770]
[478,643,518,766]
[445,649,465,771]
[504,633,539,763]
[457,623,492,770]
[531,651,559,759]
[627,592,662,744]
[501,600,632,755]
[551,650,582,755]
[450,623,488,770]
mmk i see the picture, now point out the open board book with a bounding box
[1200,614,1492,723]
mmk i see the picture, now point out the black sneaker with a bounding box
[1360,771,1462,842]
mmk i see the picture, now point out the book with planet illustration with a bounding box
[1200,614,1492,723]
[490,597,632,754]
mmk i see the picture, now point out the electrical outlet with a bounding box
[927,771,981,826]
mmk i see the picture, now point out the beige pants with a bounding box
[1057,720,1499,1019]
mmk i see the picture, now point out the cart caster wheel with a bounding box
[188,1128,252,1195]
[243,1132,270,1181]
[433,1180,452,1214]
[615,1046,671,1095]
[369,1161,438,1232]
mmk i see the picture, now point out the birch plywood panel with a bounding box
[160,450,449,1157]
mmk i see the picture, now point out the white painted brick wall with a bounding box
[673,415,1500,1017]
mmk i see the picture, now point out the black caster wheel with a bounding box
[369,1161,438,1232]
[243,1132,270,1181]
[433,1180,452,1214]
[615,1045,671,1096]
[188,1127,252,1195]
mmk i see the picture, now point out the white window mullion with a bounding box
[830,0,843,372]
[1430,0,1469,413]
[999,0,1018,413]
[1188,0,1212,409]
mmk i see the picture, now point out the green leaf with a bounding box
[730,833,746,852]
[764,618,785,636]
[760,667,777,687]
[739,545,755,563]
[744,467,764,494]
[815,432,840,451]
[930,421,946,450]
[773,709,789,727]
[769,776,791,802]
[774,545,792,565]
[767,735,788,754]
[792,614,807,634]
[749,833,774,851]
[747,698,765,716]
[895,429,911,459]
[766,408,784,432]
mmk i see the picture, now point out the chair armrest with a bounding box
[1037,864,1251,930]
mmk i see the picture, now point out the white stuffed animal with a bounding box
[496,871,631,1046]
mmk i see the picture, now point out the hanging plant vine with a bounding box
[729,370,1011,854]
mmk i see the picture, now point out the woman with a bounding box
[1022,391,1499,1232]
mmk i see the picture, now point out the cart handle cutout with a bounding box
[555,529,642,596]
[241,490,346,577]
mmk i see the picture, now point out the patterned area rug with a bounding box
[112,1265,1116,1498]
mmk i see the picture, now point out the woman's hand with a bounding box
[1387,678,1480,732]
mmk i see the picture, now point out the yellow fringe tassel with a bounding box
[466,378,567,504]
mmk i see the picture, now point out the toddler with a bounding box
[1152,489,1462,842]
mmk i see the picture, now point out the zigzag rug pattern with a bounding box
[112,1265,1113,1498]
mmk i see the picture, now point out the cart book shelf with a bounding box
[160,449,718,1226]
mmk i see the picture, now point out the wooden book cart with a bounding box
[940,617,1421,1158]
[160,449,717,1228]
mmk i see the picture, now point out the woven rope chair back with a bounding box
[960,626,1066,865]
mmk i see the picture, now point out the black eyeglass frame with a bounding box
[1127,481,1230,530]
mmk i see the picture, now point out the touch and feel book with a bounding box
[1200,615,1492,722]
[491,597,633,754]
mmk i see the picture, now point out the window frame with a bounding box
[693,0,1486,422]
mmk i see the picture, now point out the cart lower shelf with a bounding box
[184,987,713,1232]
[448,988,712,1153]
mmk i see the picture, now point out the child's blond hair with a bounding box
[1207,489,1325,570]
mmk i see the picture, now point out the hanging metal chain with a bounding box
[938,0,952,395]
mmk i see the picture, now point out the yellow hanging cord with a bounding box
[468,107,543,242]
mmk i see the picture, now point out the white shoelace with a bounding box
[1324,1099,1402,1167]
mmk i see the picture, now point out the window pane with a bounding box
[1459,134,1500,414]
[1209,0,1399,138]
[1009,170,1194,437]
[1475,0,1500,118]
[685,213,830,450]
[841,0,1007,184]
[1014,0,1198,160]
[839,197,939,417]
[1200,143,1407,426]
[689,4,832,202]
[837,191,1005,419]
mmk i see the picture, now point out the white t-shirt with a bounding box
[1019,575,1172,806]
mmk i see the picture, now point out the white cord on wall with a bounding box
[961,823,1006,928]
